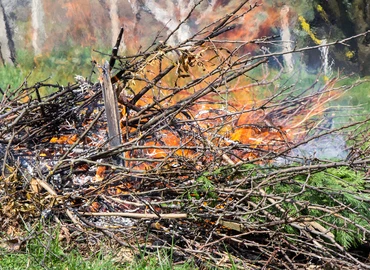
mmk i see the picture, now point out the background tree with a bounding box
[0,0,15,65]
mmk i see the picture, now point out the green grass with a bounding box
[0,249,196,270]
[0,46,106,95]
[0,226,197,270]
[0,229,117,270]
[328,76,370,134]
[0,250,117,270]
[129,252,196,270]
[338,76,370,115]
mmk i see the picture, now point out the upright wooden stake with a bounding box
[101,61,122,150]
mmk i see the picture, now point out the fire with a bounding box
[50,134,78,144]
[24,1,338,170]
[118,38,338,168]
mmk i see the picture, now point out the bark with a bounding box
[316,0,370,75]
[352,0,370,76]
[0,0,15,65]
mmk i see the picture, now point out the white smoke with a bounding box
[143,0,192,44]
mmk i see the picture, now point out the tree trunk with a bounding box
[352,0,370,76]
[0,0,15,65]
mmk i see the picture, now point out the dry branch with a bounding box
[78,212,187,219]
[1,2,370,269]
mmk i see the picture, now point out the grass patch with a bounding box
[0,226,198,270]
[0,228,117,270]
[0,46,107,95]
[335,76,370,119]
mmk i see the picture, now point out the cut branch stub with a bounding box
[100,61,122,150]
[109,27,124,71]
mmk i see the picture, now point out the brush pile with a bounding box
[1,2,370,268]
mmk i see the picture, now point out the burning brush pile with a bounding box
[1,2,370,269]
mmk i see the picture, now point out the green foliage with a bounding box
[197,175,215,191]
[0,228,118,270]
[268,167,370,249]
[338,76,370,120]
[0,226,197,270]
[236,164,259,176]
[192,174,217,200]
[195,164,258,201]
[129,250,195,270]
[0,55,27,90]
[0,46,105,95]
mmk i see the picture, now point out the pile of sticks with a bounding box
[1,1,370,268]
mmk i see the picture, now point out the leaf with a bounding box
[95,166,106,182]
[219,220,244,232]
[49,137,59,143]
[30,178,41,193]
[90,202,101,212]
[58,226,71,244]
[49,134,78,144]
[0,238,23,251]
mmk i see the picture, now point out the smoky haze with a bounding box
[0,1,302,63]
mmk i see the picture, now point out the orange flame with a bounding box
[118,39,338,168]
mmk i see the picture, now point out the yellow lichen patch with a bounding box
[345,50,355,59]
[298,16,322,45]
[316,5,329,22]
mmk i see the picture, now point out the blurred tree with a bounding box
[0,0,15,65]
[313,0,370,75]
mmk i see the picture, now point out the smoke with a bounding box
[296,134,348,161]
[144,0,192,44]
[275,134,348,165]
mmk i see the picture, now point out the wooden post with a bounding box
[101,61,122,150]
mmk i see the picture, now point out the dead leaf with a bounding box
[95,166,106,182]
[58,226,71,244]
[0,238,23,251]
[219,219,244,232]
[30,178,41,193]
[90,202,101,212]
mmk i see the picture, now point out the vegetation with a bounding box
[1,2,370,269]
[270,167,370,249]
[0,234,117,269]
[0,47,103,94]
[0,226,196,270]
